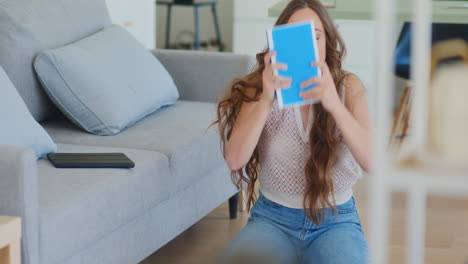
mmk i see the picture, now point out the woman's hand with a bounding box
[299,62,342,113]
[261,51,292,104]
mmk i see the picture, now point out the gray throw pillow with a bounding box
[0,65,57,158]
[0,0,112,122]
[34,25,179,136]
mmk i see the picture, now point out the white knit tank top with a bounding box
[258,86,362,208]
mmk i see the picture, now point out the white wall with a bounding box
[233,0,277,55]
[156,0,233,51]
[105,0,156,49]
[335,20,376,114]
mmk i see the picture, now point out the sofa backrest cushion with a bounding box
[34,25,180,136]
[0,65,57,158]
[0,0,112,122]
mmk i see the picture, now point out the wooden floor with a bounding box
[141,178,468,264]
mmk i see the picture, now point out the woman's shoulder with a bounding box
[343,72,365,91]
[342,72,367,109]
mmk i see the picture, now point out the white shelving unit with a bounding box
[391,165,468,196]
[369,0,468,263]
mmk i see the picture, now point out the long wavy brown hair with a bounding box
[212,0,347,224]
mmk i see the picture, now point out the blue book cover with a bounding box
[267,21,321,109]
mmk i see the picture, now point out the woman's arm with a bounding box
[225,95,273,170]
[299,63,373,172]
[225,52,291,170]
[331,75,372,172]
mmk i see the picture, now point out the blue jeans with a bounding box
[217,193,369,264]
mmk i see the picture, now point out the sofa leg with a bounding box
[228,192,239,219]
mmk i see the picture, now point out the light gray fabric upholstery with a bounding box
[38,144,170,264]
[34,25,179,136]
[60,165,236,264]
[0,145,39,264]
[42,101,224,192]
[0,0,112,121]
[0,66,57,158]
[153,49,256,103]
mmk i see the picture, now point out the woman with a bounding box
[213,0,371,263]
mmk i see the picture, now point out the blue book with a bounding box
[267,21,321,109]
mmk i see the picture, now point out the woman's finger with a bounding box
[300,77,321,89]
[311,61,326,68]
[264,51,276,67]
[300,86,322,99]
[311,61,330,76]
[271,63,288,72]
[275,78,292,90]
[273,75,292,86]
[272,75,291,82]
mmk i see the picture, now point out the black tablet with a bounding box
[47,153,135,169]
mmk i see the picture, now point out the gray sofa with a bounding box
[0,1,254,264]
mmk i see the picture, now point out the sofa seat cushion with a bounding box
[42,101,226,192]
[38,143,170,264]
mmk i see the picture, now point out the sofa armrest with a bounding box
[152,49,256,103]
[0,145,39,264]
